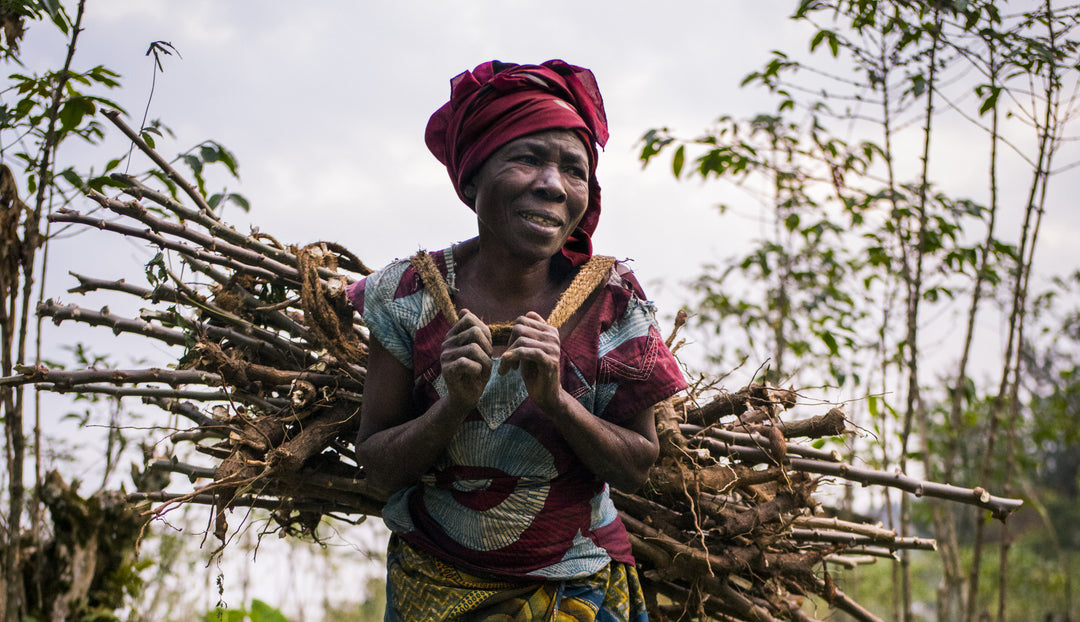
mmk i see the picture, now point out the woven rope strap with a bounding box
[409,251,616,345]
[411,250,460,324]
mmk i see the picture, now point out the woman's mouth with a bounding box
[520,211,562,228]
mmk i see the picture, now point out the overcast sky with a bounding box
[22,2,1080,344]
[24,1,817,323]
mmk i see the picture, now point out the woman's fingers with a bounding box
[444,309,492,354]
[441,310,493,408]
[443,354,488,378]
[441,310,566,410]
[500,314,563,410]
[505,313,558,349]
[500,317,559,371]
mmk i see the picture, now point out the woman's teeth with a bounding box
[522,213,559,227]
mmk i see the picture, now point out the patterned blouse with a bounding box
[348,247,686,580]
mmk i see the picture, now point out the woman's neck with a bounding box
[452,238,572,324]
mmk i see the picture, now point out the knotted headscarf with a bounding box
[425,60,609,265]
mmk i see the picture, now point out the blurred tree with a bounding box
[0,1,247,619]
[641,1,1080,620]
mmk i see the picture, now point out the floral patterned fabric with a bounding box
[384,536,649,622]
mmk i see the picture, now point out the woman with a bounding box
[349,60,686,621]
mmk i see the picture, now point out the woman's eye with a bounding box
[515,154,540,165]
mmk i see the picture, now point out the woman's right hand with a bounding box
[440,309,493,410]
[357,312,491,498]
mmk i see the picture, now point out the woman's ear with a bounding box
[462,180,477,201]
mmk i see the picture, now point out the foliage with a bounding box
[205,600,291,622]
[320,580,386,622]
[642,0,1080,619]
[19,471,151,622]
[1,1,120,618]
[644,114,867,386]
[833,542,1078,622]
[0,1,250,619]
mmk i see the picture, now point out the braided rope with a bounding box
[547,255,616,328]
[409,251,615,344]
[410,250,459,324]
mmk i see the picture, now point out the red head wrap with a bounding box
[425,60,609,265]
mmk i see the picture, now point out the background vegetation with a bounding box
[640,1,1080,620]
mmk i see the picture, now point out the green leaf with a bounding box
[810,29,839,57]
[14,96,36,120]
[204,608,246,622]
[911,74,927,97]
[740,71,761,87]
[183,154,203,175]
[58,97,96,132]
[812,438,827,449]
[978,85,1000,116]
[87,65,122,88]
[227,193,250,212]
[58,167,83,189]
[58,102,81,132]
[211,142,240,177]
[147,170,178,199]
[38,0,61,19]
[87,175,127,192]
[145,252,167,287]
[200,144,219,163]
[672,144,685,178]
[821,331,839,356]
[249,600,290,622]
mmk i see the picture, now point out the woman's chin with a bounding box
[483,227,567,263]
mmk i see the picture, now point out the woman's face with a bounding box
[465,129,590,263]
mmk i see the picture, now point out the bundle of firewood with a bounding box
[4,112,1022,622]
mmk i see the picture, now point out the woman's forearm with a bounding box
[356,397,472,498]
[542,391,658,492]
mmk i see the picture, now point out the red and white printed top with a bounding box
[348,247,686,579]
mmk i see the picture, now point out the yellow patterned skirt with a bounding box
[384,536,649,621]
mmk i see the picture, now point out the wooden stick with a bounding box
[49,209,287,284]
[103,109,216,215]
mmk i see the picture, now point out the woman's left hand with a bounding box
[498,312,660,492]
[498,311,563,411]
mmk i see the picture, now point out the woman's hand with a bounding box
[441,309,493,410]
[498,311,563,411]
[490,311,660,492]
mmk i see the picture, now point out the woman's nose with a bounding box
[532,164,567,201]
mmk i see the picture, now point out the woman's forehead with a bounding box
[500,130,589,158]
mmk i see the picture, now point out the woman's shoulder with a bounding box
[593,258,652,323]
[586,258,688,418]
[346,257,410,314]
[608,260,646,299]
[346,248,453,314]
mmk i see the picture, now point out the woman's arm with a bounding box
[545,395,658,492]
[498,312,659,491]
[355,311,492,498]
